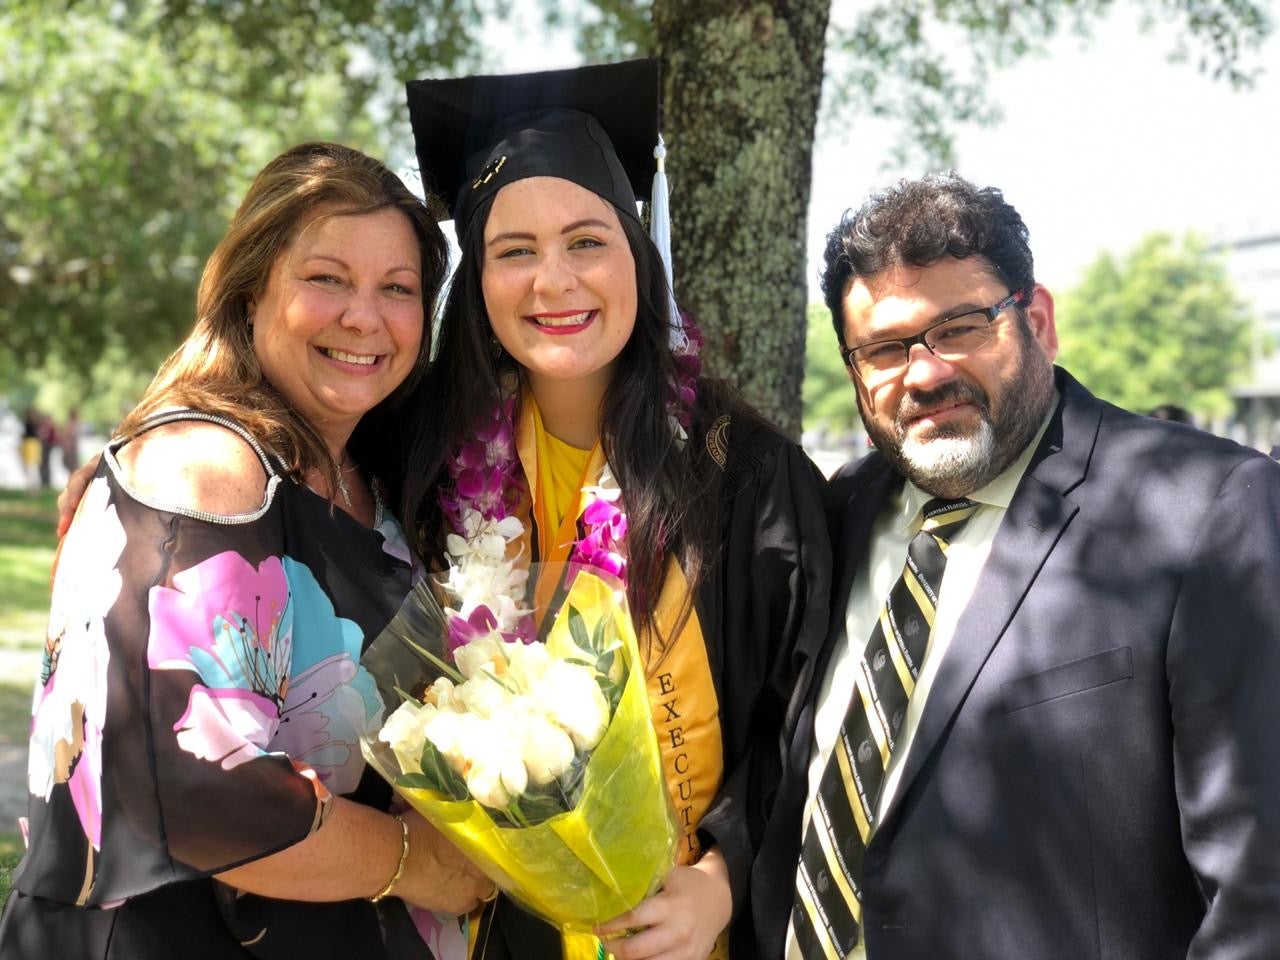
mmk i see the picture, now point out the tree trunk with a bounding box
[653,0,830,437]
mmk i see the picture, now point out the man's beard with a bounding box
[860,332,1054,499]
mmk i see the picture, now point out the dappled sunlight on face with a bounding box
[252,207,425,452]
[845,259,1056,497]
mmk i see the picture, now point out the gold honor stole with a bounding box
[497,396,729,960]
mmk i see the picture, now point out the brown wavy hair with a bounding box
[118,142,449,493]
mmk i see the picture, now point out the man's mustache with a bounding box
[896,380,990,430]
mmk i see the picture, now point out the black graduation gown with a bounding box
[479,407,833,960]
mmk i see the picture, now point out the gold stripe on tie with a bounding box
[856,660,893,764]
[796,869,844,960]
[903,567,937,630]
[813,794,861,916]
[834,734,873,843]
[882,608,918,696]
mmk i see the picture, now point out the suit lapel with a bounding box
[876,371,1104,832]
[787,457,899,773]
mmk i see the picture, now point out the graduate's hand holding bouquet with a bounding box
[360,400,678,950]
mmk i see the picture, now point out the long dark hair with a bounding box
[398,193,726,646]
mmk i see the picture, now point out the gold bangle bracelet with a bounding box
[369,814,410,903]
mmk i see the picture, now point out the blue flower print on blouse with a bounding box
[273,557,383,795]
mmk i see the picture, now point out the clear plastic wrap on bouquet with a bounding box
[360,564,678,935]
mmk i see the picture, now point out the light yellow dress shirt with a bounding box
[785,400,1055,960]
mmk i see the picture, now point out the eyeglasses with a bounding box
[840,290,1024,387]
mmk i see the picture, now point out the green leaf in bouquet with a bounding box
[563,604,625,663]
[501,788,568,828]
[396,740,469,801]
[592,614,628,689]
[396,631,465,686]
[590,612,609,653]
[393,685,422,708]
[555,748,590,806]
[595,673,625,718]
[567,605,593,661]
[590,609,623,658]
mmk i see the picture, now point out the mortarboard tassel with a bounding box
[650,136,688,354]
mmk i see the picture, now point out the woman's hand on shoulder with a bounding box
[116,421,269,517]
[594,849,732,960]
[57,454,101,537]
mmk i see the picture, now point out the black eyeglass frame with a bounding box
[839,289,1026,376]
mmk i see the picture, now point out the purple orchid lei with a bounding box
[438,397,535,652]
[439,312,703,656]
[667,309,703,441]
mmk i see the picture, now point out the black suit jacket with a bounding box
[753,369,1280,959]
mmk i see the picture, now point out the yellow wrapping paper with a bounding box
[363,571,679,938]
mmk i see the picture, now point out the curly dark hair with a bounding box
[819,172,1035,345]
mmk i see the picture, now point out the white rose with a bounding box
[533,660,610,751]
[379,699,429,775]
[464,717,529,807]
[422,707,472,772]
[423,676,460,711]
[456,673,517,719]
[504,641,552,691]
[519,711,576,785]
[454,636,506,680]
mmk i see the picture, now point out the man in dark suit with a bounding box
[753,173,1280,959]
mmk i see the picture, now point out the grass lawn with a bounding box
[0,834,21,903]
[0,489,57,902]
[0,490,55,654]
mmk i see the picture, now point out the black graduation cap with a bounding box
[406,59,660,232]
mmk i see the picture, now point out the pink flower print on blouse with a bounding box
[28,476,126,851]
[148,552,293,771]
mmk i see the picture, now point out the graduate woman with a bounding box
[397,61,832,960]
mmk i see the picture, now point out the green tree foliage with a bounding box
[823,0,1271,167]
[803,304,861,433]
[1,3,391,401]
[1056,233,1253,417]
[555,0,1269,432]
[3,0,1271,432]
[1,0,498,422]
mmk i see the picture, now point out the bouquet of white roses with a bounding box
[360,565,678,942]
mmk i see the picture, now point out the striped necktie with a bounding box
[792,497,978,959]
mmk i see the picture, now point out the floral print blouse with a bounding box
[2,413,459,960]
